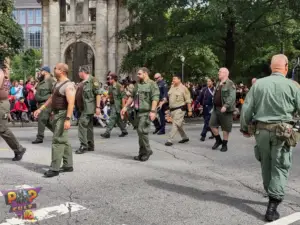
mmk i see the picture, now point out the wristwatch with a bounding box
[150,110,156,113]
[65,117,71,121]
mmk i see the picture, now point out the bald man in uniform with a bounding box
[209,68,236,152]
[240,54,300,222]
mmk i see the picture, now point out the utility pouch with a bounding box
[248,123,256,136]
[275,123,293,141]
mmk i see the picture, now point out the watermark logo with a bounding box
[1,187,42,220]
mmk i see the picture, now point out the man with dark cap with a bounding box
[101,73,128,138]
[165,74,192,146]
[32,66,55,144]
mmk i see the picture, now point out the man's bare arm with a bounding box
[41,95,53,109]
[0,70,4,87]
[65,85,76,118]
[151,100,158,111]
[96,94,101,107]
[125,97,133,108]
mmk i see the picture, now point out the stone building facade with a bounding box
[37,0,129,82]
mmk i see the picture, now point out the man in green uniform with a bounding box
[209,67,236,152]
[240,54,300,222]
[75,65,102,154]
[101,73,128,138]
[0,61,26,161]
[34,63,75,178]
[121,67,160,161]
[32,66,55,144]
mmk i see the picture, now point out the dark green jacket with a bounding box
[35,77,55,104]
[108,82,125,112]
[214,79,236,112]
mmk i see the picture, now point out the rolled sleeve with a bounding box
[184,87,192,104]
[151,82,160,102]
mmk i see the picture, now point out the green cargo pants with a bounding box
[36,106,53,141]
[78,113,94,149]
[254,129,292,200]
[50,110,73,171]
[137,112,152,155]
[0,100,23,153]
[105,105,127,134]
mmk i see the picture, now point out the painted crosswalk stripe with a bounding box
[0,202,86,225]
[265,212,300,225]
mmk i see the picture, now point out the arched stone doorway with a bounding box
[64,41,95,82]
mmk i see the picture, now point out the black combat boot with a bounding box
[119,132,128,137]
[32,139,43,144]
[212,135,222,150]
[12,147,26,161]
[265,197,281,222]
[220,140,228,152]
[75,146,87,154]
[200,136,205,142]
[100,133,110,138]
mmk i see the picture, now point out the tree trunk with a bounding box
[225,20,235,75]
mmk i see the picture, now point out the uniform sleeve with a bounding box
[223,81,236,109]
[240,86,255,132]
[120,86,126,99]
[184,87,192,104]
[151,82,160,102]
[128,84,137,98]
[92,78,102,95]
[294,86,300,113]
[162,81,168,100]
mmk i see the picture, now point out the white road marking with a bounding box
[265,212,300,225]
[0,202,86,225]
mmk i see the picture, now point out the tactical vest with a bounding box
[52,80,69,110]
[0,70,8,101]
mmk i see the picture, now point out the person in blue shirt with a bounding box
[195,78,215,141]
[153,73,168,135]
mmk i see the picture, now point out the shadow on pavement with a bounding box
[0,158,48,174]
[95,150,135,160]
[145,179,265,221]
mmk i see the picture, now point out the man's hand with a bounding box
[95,107,101,116]
[120,107,127,119]
[34,109,41,118]
[149,111,156,121]
[64,120,71,130]
[221,106,227,113]
[240,129,251,138]
[188,111,193,117]
[158,101,164,109]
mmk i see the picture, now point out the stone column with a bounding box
[107,0,117,73]
[83,0,89,22]
[70,0,76,23]
[117,3,129,74]
[48,0,61,71]
[42,0,49,66]
[95,0,108,82]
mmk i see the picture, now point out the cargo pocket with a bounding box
[142,116,151,134]
[280,146,292,170]
[254,145,261,162]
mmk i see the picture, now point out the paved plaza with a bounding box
[0,124,299,225]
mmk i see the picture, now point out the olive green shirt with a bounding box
[108,82,125,112]
[240,72,300,132]
[131,78,160,113]
[35,77,55,103]
[82,75,102,115]
[214,79,236,112]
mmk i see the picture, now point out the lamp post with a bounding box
[180,55,185,82]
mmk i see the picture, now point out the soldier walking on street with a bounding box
[101,73,128,138]
[152,73,168,135]
[240,54,300,222]
[32,66,55,144]
[209,68,236,152]
[121,67,159,161]
[34,63,75,178]
[165,74,192,146]
[75,66,102,154]
[0,62,26,161]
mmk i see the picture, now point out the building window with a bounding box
[35,9,42,24]
[28,26,42,49]
[19,10,26,24]
[12,10,18,21]
[28,9,34,24]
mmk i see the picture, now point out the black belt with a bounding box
[170,105,185,112]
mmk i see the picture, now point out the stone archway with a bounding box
[64,41,95,82]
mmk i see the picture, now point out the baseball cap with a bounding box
[41,66,51,73]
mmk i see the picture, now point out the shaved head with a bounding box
[270,54,288,76]
[218,67,229,81]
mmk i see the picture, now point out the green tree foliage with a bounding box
[10,49,42,81]
[0,0,24,64]
[119,0,300,83]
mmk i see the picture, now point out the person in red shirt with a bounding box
[11,97,29,122]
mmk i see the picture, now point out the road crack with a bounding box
[153,147,192,164]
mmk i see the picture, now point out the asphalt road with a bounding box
[0,124,299,225]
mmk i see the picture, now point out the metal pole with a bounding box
[182,62,184,82]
